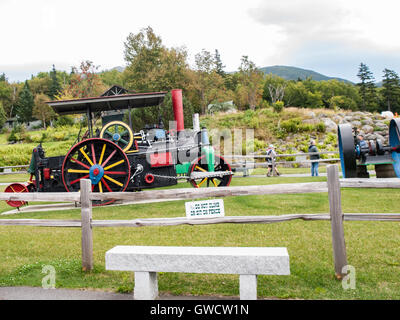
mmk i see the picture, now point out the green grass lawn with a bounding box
[0,175,399,299]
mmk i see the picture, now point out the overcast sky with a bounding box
[1,0,400,83]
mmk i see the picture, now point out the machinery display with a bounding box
[4,87,233,208]
[338,119,400,178]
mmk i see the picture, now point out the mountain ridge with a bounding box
[259,65,354,83]
[105,64,356,84]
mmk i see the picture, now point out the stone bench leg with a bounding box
[239,274,257,300]
[134,272,158,300]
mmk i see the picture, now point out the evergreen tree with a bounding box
[214,49,226,77]
[0,73,6,82]
[0,101,6,128]
[48,65,62,99]
[357,62,378,111]
[16,81,34,123]
[381,68,400,113]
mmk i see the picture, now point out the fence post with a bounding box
[327,164,347,280]
[272,157,276,176]
[80,179,93,271]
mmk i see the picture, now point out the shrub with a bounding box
[280,118,302,133]
[242,138,266,155]
[324,132,337,145]
[54,116,74,127]
[53,132,66,141]
[298,123,314,132]
[7,124,25,143]
[272,101,284,113]
[7,130,17,143]
[315,122,326,133]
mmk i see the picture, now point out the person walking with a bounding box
[266,144,280,177]
[308,140,320,177]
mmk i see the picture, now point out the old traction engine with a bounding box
[5,87,233,207]
[338,119,400,178]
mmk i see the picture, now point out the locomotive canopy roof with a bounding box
[47,90,167,115]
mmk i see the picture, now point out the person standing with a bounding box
[308,140,320,177]
[357,134,367,148]
[357,134,367,163]
[265,144,280,177]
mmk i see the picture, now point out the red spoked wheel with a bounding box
[189,155,232,188]
[4,183,29,208]
[62,138,131,206]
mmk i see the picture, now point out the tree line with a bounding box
[1,26,400,130]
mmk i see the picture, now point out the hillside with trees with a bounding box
[1,26,400,133]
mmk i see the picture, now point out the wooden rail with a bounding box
[1,213,399,228]
[0,165,29,175]
[0,165,399,279]
[224,151,338,158]
[226,150,340,175]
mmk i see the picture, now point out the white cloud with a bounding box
[246,0,400,81]
[249,0,400,53]
[1,0,400,82]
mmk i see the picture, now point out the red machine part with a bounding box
[43,168,51,180]
[145,174,155,184]
[4,183,30,208]
[171,89,184,132]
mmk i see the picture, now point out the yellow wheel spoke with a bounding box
[197,178,207,187]
[212,179,218,187]
[79,147,94,166]
[67,169,90,174]
[99,181,103,193]
[104,175,123,187]
[195,165,207,172]
[104,159,125,171]
[99,144,106,165]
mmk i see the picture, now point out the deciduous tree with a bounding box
[58,60,106,99]
[235,56,263,110]
[193,49,229,114]
[33,93,55,129]
[123,26,191,93]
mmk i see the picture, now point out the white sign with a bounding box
[185,199,225,219]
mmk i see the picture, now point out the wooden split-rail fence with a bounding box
[0,150,338,176]
[225,151,339,176]
[0,164,399,278]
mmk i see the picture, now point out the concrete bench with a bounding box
[105,246,290,300]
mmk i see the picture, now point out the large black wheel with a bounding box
[62,138,131,206]
[188,155,232,188]
[100,121,134,152]
[338,124,357,178]
[389,118,400,177]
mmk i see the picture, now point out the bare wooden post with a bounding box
[80,179,93,271]
[327,165,347,279]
